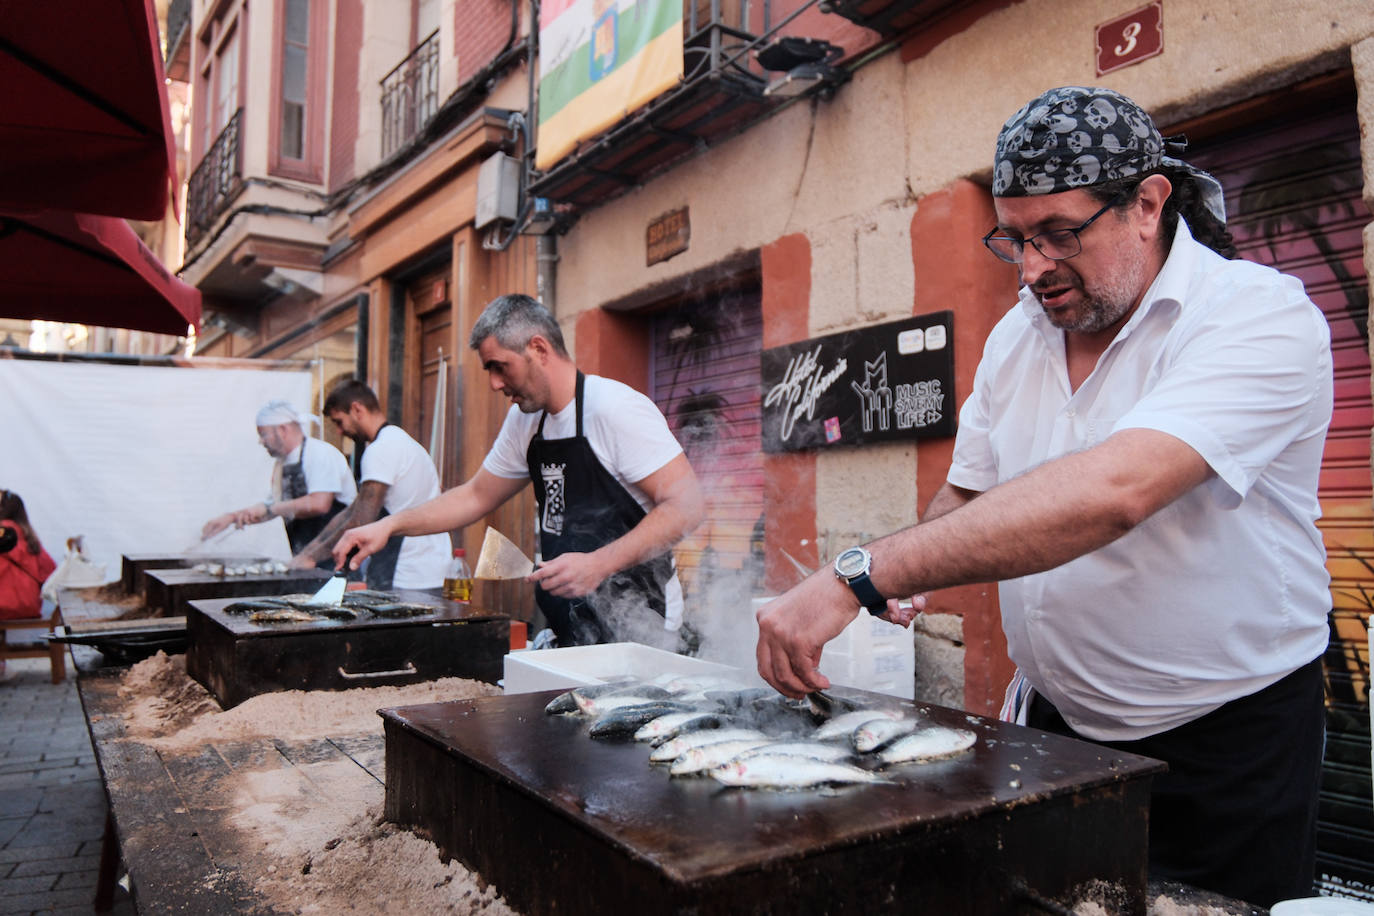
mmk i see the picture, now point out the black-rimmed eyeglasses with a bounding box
[982,193,1126,264]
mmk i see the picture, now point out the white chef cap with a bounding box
[255,399,318,432]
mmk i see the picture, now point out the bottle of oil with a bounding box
[444,548,472,603]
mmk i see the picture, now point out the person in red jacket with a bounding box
[0,490,56,620]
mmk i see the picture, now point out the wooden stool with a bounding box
[0,605,66,683]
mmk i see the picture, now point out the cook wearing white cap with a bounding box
[756,86,1332,906]
[201,399,357,556]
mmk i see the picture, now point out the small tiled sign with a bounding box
[646,207,690,266]
[1096,2,1162,76]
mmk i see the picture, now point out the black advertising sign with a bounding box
[760,311,955,453]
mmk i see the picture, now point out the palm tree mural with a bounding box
[673,387,730,460]
[655,295,766,631]
[1234,143,1369,342]
[662,304,731,398]
[661,307,732,605]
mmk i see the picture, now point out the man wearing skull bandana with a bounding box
[756,86,1331,906]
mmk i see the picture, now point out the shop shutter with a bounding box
[1191,103,1373,900]
[651,292,765,635]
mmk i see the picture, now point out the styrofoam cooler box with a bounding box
[817,647,917,700]
[750,597,916,699]
[503,642,750,694]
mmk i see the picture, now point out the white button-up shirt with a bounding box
[948,220,1333,740]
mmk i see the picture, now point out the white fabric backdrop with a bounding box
[1,360,315,581]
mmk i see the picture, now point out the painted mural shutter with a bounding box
[651,293,765,630]
[1190,103,1373,900]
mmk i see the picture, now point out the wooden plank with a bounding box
[65,616,187,634]
[359,170,478,282]
[105,744,269,914]
[326,735,387,782]
[349,116,507,237]
[78,670,391,914]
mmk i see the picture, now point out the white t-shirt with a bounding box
[948,220,1333,741]
[360,425,451,589]
[273,438,357,506]
[482,374,686,627]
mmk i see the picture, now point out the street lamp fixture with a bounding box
[756,37,844,99]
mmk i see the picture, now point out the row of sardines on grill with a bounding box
[545,674,977,789]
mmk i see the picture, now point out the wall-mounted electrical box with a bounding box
[475,152,520,229]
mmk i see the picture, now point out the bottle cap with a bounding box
[453,548,466,557]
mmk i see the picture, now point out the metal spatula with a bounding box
[306,546,358,606]
[473,526,534,579]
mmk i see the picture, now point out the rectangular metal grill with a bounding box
[381,690,1165,916]
[119,553,272,597]
[186,592,509,708]
[144,567,330,616]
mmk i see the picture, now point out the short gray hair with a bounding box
[467,294,568,357]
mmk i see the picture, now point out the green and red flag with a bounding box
[536,0,683,170]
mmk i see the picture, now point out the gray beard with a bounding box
[1041,290,1133,334]
[1035,249,1148,335]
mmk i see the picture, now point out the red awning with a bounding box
[0,210,201,336]
[0,0,180,221]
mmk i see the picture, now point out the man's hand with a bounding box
[755,572,863,698]
[527,551,611,598]
[201,515,234,539]
[332,518,394,572]
[878,593,927,627]
[230,504,269,528]
[286,553,316,571]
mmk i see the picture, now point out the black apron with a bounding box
[280,439,348,557]
[358,424,406,591]
[527,373,674,647]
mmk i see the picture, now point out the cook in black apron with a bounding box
[527,373,675,647]
[353,423,406,591]
[280,439,349,558]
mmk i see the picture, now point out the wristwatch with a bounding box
[262,498,275,518]
[834,546,886,615]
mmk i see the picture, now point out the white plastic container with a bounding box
[503,642,748,694]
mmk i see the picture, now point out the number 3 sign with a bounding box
[1096,2,1163,76]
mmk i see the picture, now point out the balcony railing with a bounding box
[186,108,243,247]
[380,30,440,159]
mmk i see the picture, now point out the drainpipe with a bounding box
[526,0,556,313]
[537,234,558,313]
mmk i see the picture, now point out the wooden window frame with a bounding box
[268,0,327,183]
[193,0,246,166]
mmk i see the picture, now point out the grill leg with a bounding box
[94,808,120,911]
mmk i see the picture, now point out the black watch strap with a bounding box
[845,572,886,615]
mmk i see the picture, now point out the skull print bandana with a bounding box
[993,86,1225,222]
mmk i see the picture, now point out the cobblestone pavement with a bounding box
[0,657,134,915]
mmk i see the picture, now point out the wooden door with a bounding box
[453,229,540,624]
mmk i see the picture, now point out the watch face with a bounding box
[835,547,869,578]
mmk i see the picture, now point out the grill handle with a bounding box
[1010,879,1076,916]
[337,661,419,680]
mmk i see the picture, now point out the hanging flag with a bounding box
[536,0,683,170]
